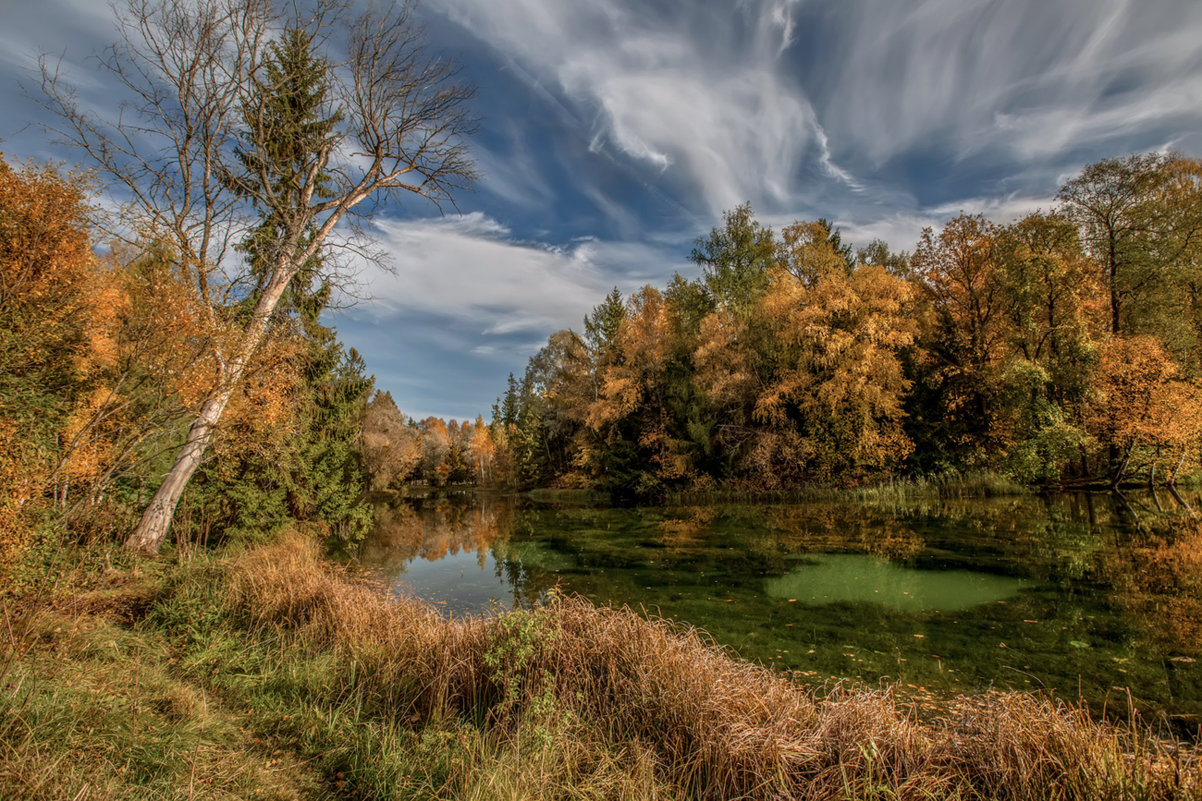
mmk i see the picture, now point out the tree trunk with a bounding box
[125,266,296,554]
[1169,449,1186,487]
[1109,446,1132,490]
[1108,231,1121,336]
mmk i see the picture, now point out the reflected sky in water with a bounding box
[393,550,514,615]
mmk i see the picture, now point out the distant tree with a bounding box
[911,214,1007,462]
[857,239,912,278]
[756,222,917,481]
[583,287,628,360]
[361,391,421,490]
[990,212,1098,481]
[690,203,776,313]
[1057,154,1194,337]
[1087,337,1202,486]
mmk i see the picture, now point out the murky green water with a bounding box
[355,490,1202,734]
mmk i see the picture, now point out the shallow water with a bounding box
[763,553,1027,612]
[355,490,1202,734]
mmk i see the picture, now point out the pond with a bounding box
[354,489,1202,736]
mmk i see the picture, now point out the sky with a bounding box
[3,0,1202,421]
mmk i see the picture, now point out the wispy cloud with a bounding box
[429,0,823,216]
[836,194,1054,254]
[356,212,687,335]
[816,0,1202,167]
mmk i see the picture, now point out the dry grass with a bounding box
[227,533,1201,801]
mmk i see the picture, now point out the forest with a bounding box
[0,154,378,565]
[366,152,1202,502]
[8,148,1202,561]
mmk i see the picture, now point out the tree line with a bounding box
[472,153,1202,500]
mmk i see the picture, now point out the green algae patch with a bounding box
[764,553,1027,612]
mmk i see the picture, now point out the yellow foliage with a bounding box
[753,228,918,478]
[1089,336,1202,469]
[0,157,98,562]
[587,286,672,431]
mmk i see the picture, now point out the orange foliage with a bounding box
[913,214,1005,372]
[754,224,917,478]
[1092,337,1182,447]
[209,329,305,467]
[1089,336,1202,479]
[587,286,673,430]
[0,158,98,560]
[470,415,496,482]
[695,309,760,409]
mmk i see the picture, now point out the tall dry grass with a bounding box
[227,533,1199,801]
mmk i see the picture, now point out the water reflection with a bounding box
[355,490,1202,734]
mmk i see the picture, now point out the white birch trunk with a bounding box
[125,266,296,554]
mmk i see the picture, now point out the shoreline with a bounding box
[3,531,1197,799]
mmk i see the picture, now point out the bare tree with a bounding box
[40,0,475,554]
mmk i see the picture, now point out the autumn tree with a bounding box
[1057,153,1202,340]
[990,212,1099,480]
[1087,337,1202,486]
[585,286,693,499]
[361,391,422,490]
[524,329,593,480]
[42,0,474,552]
[755,221,917,482]
[0,159,99,561]
[690,207,783,474]
[911,214,1008,463]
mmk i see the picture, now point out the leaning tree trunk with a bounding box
[125,266,298,554]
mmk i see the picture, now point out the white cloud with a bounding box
[837,194,1054,253]
[356,212,686,335]
[818,0,1202,165]
[429,0,822,216]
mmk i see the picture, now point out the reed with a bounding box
[667,470,1028,506]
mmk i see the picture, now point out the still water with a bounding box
[355,490,1202,733]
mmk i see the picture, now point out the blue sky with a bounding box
[4,0,1202,421]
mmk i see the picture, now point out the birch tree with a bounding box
[41,0,474,553]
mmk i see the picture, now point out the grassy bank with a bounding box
[667,471,1029,506]
[1,533,1198,800]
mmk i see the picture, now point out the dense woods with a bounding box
[7,150,1202,563]
[450,154,1202,500]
